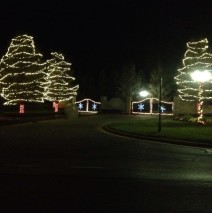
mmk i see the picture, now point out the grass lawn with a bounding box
[108,116,212,143]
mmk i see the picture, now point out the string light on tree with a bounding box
[0,34,47,111]
[175,38,212,101]
[175,38,212,123]
[45,52,79,109]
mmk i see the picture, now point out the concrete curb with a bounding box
[102,125,212,148]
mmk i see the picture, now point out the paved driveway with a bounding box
[0,114,212,212]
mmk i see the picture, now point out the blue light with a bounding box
[92,103,97,110]
[138,103,145,111]
[78,102,83,110]
[161,106,166,113]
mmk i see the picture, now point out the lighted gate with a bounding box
[75,98,101,113]
[132,98,173,115]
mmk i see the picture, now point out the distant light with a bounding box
[190,70,212,82]
[139,90,149,97]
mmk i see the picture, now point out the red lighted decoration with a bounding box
[19,104,24,114]
[53,101,59,112]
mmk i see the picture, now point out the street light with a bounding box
[190,70,212,123]
[158,77,162,132]
[139,90,149,97]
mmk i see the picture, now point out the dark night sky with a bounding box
[0,0,212,97]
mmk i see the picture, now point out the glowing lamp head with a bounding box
[190,70,212,82]
[139,90,149,97]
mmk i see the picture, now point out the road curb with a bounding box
[102,125,212,148]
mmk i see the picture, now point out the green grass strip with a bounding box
[108,117,212,143]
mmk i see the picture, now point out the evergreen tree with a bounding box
[117,63,143,113]
[98,69,117,99]
[175,38,212,101]
[117,63,143,100]
[45,52,79,102]
[148,65,175,101]
[0,34,46,105]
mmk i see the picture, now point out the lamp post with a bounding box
[190,70,212,123]
[158,77,162,132]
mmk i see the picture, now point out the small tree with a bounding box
[45,52,79,106]
[0,34,46,107]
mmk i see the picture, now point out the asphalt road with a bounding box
[0,114,212,212]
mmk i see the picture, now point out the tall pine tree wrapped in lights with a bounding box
[45,52,79,109]
[175,38,212,122]
[175,38,212,101]
[0,34,47,108]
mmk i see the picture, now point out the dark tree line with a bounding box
[77,62,176,102]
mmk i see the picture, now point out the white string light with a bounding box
[132,98,173,115]
[175,38,212,123]
[75,98,101,113]
[0,34,47,106]
[175,38,212,102]
[44,52,79,102]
